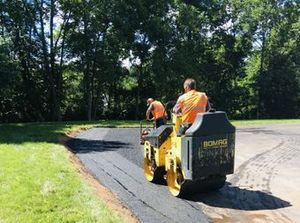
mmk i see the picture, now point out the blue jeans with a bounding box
[155,118,166,128]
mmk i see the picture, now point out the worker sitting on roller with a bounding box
[146,98,167,128]
[173,78,210,135]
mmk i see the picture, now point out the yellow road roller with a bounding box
[143,111,235,197]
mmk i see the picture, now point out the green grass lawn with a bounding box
[0,122,125,223]
[0,118,300,223]
[231,119,300,126]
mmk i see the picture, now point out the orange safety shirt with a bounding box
[151,101,166,120]
[174,90,208,123]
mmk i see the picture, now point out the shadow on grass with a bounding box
[186,182,291,211]
[0,121,141,144]
[0,123,66,144]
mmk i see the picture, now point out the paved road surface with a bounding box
[67,124,300,223]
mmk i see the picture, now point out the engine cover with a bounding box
[144,125,173,148]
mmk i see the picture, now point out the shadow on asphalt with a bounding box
[238,128,282,135]
[67,138,133,153]
[67,128,291,211]
[186,182,291,211]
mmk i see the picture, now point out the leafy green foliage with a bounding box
[0,0,299,122]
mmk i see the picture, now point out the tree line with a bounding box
[0,0,299,122]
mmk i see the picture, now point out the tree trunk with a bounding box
[57,34,65,122]
[257,30,266,119]
[36,0,53,120]
[50,0,60,121]
[135,64,142,120]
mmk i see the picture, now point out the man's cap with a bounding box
[147,98,154,106]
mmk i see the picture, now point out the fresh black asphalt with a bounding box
[67,124,300,223]
[67,128,209,223]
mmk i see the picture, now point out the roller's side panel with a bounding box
[199,134,234,178]
[156,137,172,166]
[181,111,235,181]
[181,134,235,181]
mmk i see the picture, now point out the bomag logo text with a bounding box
[203,139,228,149]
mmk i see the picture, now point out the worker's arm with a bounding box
[206,100,211,112]
[173,95,184,114]
[146,104,154,120]
[164,109,168,119]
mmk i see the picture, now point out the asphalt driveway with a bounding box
[67,124,300,223]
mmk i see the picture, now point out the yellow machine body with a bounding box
[143,114,185,195]
[143,112,235,197]
[144,136,171,167]
[144,115,181,166]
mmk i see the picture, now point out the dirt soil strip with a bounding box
[60,133,139,223]
[66,128,209,223]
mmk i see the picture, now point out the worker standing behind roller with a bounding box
[146,98,167,128]
[173,78,211,135]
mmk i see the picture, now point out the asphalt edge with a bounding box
[59,131,140,223]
